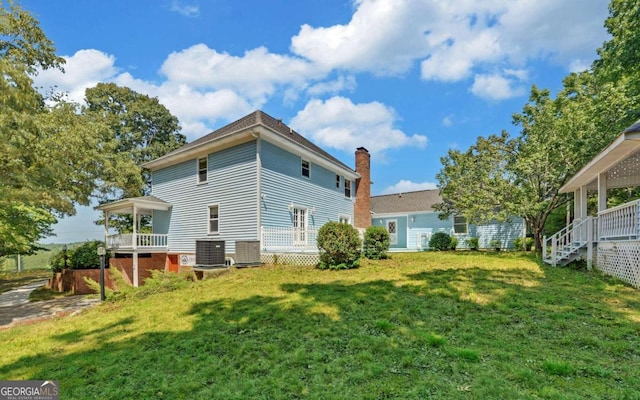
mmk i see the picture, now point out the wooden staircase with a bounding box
[543,217,594,267]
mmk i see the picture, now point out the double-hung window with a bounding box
[208,204,219,234]
[453,215,468,234]
[301,159,310,178]
[344,179,352,198]
[198,157,208,184]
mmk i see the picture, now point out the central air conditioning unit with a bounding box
[234,240,261,267]
[195,239,226,268]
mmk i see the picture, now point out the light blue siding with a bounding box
[152,141,258,253]
[373,211,525,250]
[261,140,353,228]
[474,219,525,249]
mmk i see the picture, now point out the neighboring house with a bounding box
[545,119,640,288]
[98,110,368,285]
[370,190,526,251]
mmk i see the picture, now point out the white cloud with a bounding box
[381,180,438,195]
[290,96,427,156]
[306,75,357,96]
[160,44,320,102]
[291,0,435,75]
[470,73,526,101]
[169,1,200,17]
[442,114,454,127]
[35,49,119,103]
[289,0,607,96]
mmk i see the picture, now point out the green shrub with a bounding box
[465,237,479,250]
[70,241,105,269]
[50,249,71,273]
[489,239,502,251]
[449,236,458,250]
[363,226,390,259]
[316,222,362,270]
[429,232,451,251]
[513,237,534,251]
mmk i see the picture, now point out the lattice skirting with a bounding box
[261,252,319,266]
[596,241,640,288]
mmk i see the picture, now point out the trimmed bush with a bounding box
[316,222,362,270]
[429,232,451,251]
[363,226,390,259]
[70,240,105,269]
[466,237,479,250]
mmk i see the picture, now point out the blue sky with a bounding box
[25,0,611,243]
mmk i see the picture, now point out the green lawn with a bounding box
[1,252,638,399]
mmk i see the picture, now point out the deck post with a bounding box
[586,217,593,270]
[551,238,557,267]
[542,235,547,260]
[133,252,139,287]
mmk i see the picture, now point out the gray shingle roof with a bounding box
[623,119,640,133]
[150,110,353,172]
[370,189,442,214]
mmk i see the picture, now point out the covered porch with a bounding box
[544,120,640,288]
[96,196,171,286]
[96,196,171,251]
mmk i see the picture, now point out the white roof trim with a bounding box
[560,131,640,193]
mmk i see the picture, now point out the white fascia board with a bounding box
[257,126,360,180]
[560,131,640,193]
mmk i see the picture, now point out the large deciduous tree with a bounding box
[84,83,186,201]
[436,80,631,252]
[0,1,126,255]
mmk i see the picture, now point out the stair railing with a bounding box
[543,217,592,267]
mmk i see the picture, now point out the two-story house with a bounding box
[98,110,367,285]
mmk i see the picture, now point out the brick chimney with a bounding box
[354,147,371,229]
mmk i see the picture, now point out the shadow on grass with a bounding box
[0,265,639,399]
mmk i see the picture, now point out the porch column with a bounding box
[104,211,110,247]
[579,185,588,220]
[132,205,138,250]
[597,172,607,212]
[133,252,139,287]
[573,188,581,223]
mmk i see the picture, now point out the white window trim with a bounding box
[344,178,351,198]
[292,206,308,245]
[207,203,220,235]
[301,159,310,178]
[453,215,468,235]
[339,214,351,224]
[197,157,208,184]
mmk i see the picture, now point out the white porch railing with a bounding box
[543,217,594,267]
[598,199,640,240]
[261,227,319,252]
[106,233,168,250]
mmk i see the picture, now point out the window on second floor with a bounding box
[336,174,341,188]
[453,215,468,234]
[301,159,310,178]
[344,179,351,198]
[198,157,208,183]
